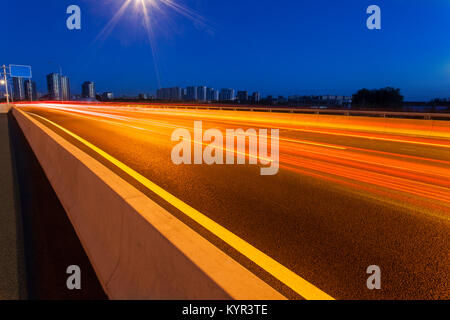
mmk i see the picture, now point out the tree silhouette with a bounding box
[352,87,403,109]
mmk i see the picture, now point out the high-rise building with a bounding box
[196,86,207,102]
[252,92,261,103]
[206,88,219,101]
[237,91,248,102]
[157,87,182,100]
[61,76,71,100]
[170,87,182,100]
[24,79,37,101]
[219,88,235,101]
[186,86,198,101]
[47,73,61,100]
[12,77,25,101]
[82,81,96,99]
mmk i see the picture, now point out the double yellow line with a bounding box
[27,110,334,300]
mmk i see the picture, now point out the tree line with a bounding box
[352,87,404,109]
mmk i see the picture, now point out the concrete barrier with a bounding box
[0,104,12,114]
[12,107,285,300]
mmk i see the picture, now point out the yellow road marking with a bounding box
[26,110,335,300]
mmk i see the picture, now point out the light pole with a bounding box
[0,78,4,102]
[1,65,10,104]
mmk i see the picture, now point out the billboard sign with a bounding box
[9,65,32,78]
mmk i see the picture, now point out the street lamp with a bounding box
[1,65,10,104]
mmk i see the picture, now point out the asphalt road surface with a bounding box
[16,103,450,300]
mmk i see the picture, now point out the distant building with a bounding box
[320,95,352,106]
[102,92,114,100]
[321,95,337,104]
[60,76,71,100]
[286,94,351,106]
[278,96,287,104]
[171,87,182,100]
[237,91,248,102]
[12,77,25,101]
[156,88,163,100]
[186,86,198,101]
[24,79,37,101]
[287,95,300,103]
[252,92,260,103]
[344,96,352,107]
[339,96,352,107]
[206,88,219,101]
[196,86,207,102]
[82,81,96,99]
[139,93,148,100]
[47,73,61,100]
[157,87,182,100]
[219,88,235,101]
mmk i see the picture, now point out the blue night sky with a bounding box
[2,0,450,100]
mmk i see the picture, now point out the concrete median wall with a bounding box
[0,104,12,114]
[12,107,285,300]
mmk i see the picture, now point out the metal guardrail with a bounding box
[147,104,450,120]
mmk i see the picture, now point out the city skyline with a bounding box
[6,66,450,109]
[4,63,450,103]
[6,70,357,107]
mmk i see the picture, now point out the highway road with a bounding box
[16,103,450,300]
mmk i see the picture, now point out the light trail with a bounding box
[19,103,450,218]
[83,105,450,148]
